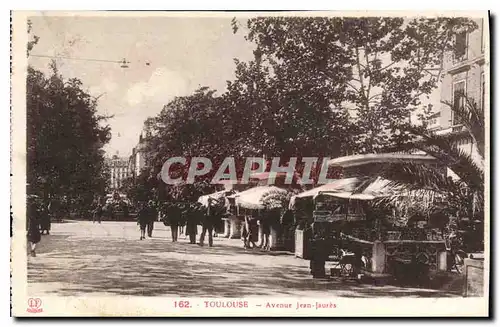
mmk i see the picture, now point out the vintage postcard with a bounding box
[11,10,490,317]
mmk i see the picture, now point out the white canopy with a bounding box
[197,190,233,207]
[232,185,288,210]
[320,177,395,201]
[321,192,376,201]
[327,152,436,168]
[288,177,361,209]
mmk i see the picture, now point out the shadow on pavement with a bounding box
[28,229,458,298]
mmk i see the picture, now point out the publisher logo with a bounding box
[27,298,43,313]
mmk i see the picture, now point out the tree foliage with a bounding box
[27,20,39,57]
[374,94,484,220]
[26,64,111,207]
[133,17,478,204]
[241,16,478,153]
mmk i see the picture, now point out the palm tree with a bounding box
[366,92,485,223]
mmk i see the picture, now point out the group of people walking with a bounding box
[134,198,226,247]
[241,208,286,251]
[137,200,158,240]
[26,196,57,257]
[91,194,130,223]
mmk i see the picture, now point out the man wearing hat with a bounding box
[146,200,157,238]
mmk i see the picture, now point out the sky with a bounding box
[27,13,443,159]
[28,14,256,157]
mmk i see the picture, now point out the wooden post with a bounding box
[371,241,386,274]
[437,251,448,271]
[222,218,230,238]
[258,224,264,247]
[295,228,309,258]
[270,225,282,250]
[229,216,241,239]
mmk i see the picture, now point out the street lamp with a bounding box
[120,58,130,69]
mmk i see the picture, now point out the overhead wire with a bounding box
[30,54,124,64]
[29,54,151,67]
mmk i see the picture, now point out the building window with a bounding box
[452,80,466,125]
[481,72,485,111]
[454,32,468,62]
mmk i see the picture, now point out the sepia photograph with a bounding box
[10,10,489,317]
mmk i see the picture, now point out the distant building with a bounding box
[128,134,148,178]
[430,18,486,167]
[106,155,130,190]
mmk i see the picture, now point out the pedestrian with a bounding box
[179,206,186,238]
[48,196,61,223]
[186,203,200,244]
[242,215,258,249]
[61,196,70,221]
[137,202,149,240]
[281,209,295,251]
[181,203,191,239]
[92,199,103,224]
[39,199,51,235]
[199,198,223,247]
[147,200,157,238]
[257,213,272,251]
[27,198,42,257]
[167,203,180,242]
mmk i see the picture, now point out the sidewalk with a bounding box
[27,221,459,298]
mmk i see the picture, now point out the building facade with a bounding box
[429,18,486,166]
[128,134,148,179]
[106,155,130,190]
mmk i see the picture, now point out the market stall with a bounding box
[310,178,448,281]
[197,190,234,237]
[229,185,289,249]
[307,190,375,277]
[289,177,362,259]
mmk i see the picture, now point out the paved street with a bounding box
[28,220,458,297]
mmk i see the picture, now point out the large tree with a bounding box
[26,63,111,208]
[144,88,229,201]
[138,17,479,202]
[236,16,478,153]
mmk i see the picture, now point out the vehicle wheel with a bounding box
[341,263,353,277]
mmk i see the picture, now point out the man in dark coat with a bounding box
[147,200,157,238]
[281,209,295,251]
[27,198,42,257]
[39,200,51,235]
[167,203,181,242]
[137,202,149,240]
[186,203,201,244]
[199,198,224,247]
[258,209,278,251]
